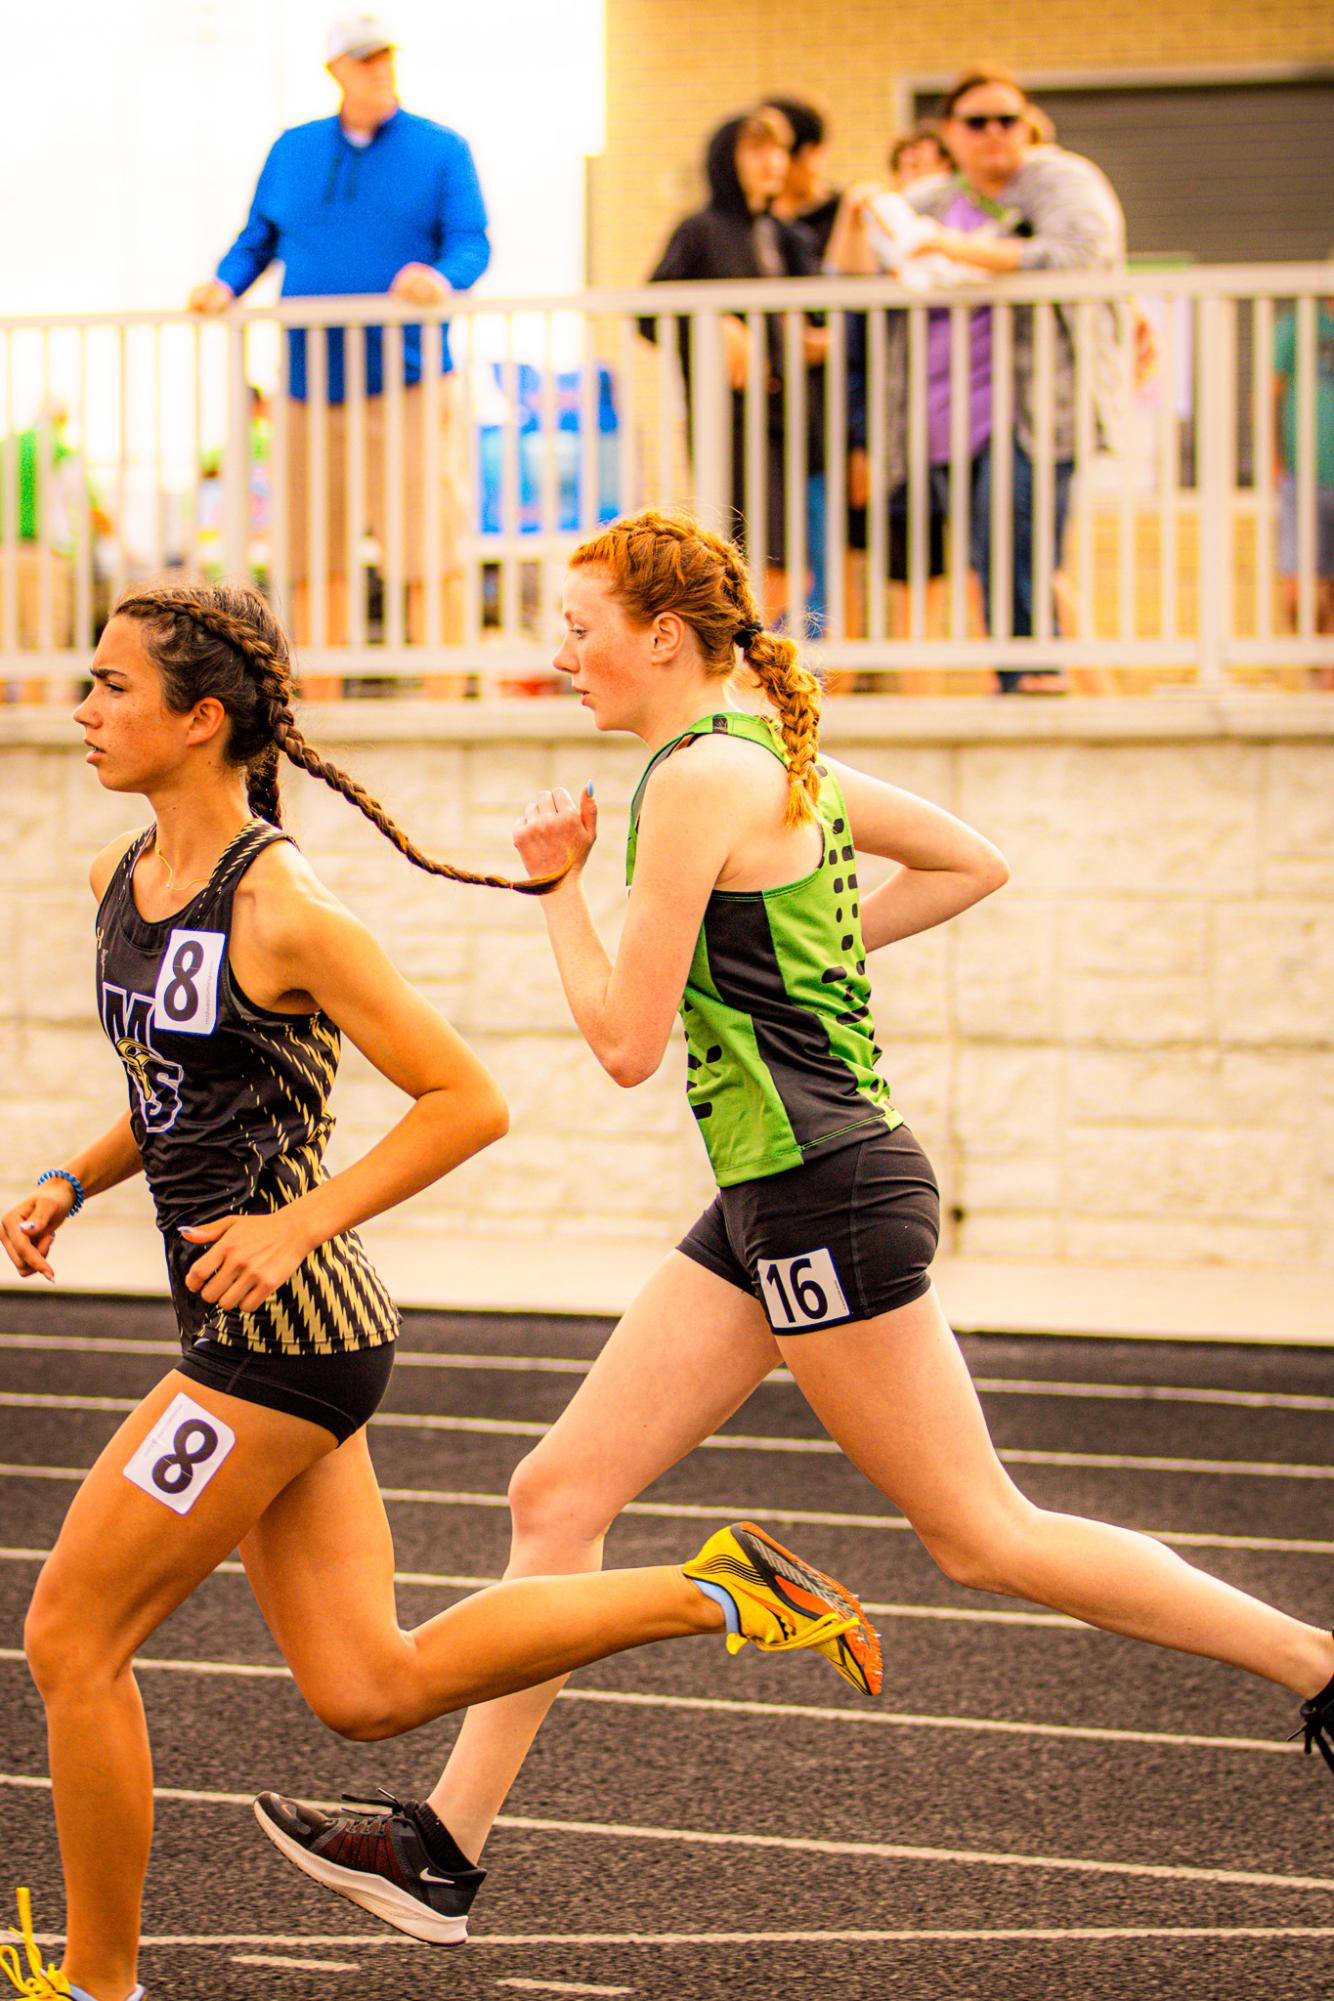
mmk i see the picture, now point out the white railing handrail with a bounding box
[1,261,1331,334]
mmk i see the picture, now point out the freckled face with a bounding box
[553,569,654,732]
[72,617,188,794]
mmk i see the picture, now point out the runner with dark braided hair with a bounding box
[0,581,881,2001]
[111,581,559,893]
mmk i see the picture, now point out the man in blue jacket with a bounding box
[190,14,489,667]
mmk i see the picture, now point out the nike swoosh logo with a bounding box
[419,1868,464,1885]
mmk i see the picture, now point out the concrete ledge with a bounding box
[2,1221,1328,1346]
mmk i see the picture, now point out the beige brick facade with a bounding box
[2,700,1331,1276]
[591,1,1334,284]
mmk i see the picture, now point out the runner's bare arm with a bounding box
[824,755,1009,950]
[515,757,738,1087]
[0,1115,144,1280]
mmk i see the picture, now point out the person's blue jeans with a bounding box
[969,440,1074,691]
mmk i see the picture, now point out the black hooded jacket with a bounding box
[644,116,824,468]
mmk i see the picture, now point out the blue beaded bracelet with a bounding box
[37,1168,85,1216]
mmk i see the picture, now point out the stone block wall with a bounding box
[1,700,1331,1271]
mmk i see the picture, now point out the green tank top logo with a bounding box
[627,711,899,1188]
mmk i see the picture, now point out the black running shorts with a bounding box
[678,1124,940,1333]
[177,1334,396,1444]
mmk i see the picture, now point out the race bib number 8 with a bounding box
[758,1248,850,1330]
[153,928,225,1036]
[123,1392,236,1515]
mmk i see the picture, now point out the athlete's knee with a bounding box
[507,1447,611,1559]
[917,1496,1041,1596]
[24,1565,128,1698]
[303,1673,405,1742]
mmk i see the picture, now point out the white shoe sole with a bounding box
[253,1798,469,1946]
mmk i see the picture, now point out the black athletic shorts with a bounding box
[678,1123,940,1334]
[177,1334,396,1444]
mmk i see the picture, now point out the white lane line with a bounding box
[0,1649,1299,1757]
[2,1462,1330,1555]
[231,1955,360,1971]
[21,1926,1334,1948]
[4,1392,1330,1483]
[497,1982,634,1996]
[3,1333,1331,1413]
[4,1774,1331,1894]
[0,1549,1087,1629]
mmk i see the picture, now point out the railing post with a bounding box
[689,309,729,531]
[221,318,250,583]
[1196,291,1230,693]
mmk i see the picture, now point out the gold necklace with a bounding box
[153,846,214,896]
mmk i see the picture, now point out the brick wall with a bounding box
[3,702,1331,1273]
[591,0,1334,285]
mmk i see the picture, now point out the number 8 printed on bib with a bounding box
[153,928,226,1036]
[123,1391,236,1515]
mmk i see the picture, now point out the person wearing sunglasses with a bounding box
[830,68,1127,693]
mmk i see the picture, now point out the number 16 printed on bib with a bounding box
[758,1248,851,1330]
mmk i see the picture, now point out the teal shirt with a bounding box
[627,711,899,1188]
[1273,305,1334,489]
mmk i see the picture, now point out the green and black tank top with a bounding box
[627,711,901,1187]
[95,820,398,1356]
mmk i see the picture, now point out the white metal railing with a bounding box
[1,264,1331,695]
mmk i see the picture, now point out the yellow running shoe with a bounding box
[685,1521,882,1697]
[1,1889,144,2000]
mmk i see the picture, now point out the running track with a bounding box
[0,1293,1331,2001]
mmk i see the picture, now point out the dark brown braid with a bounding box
[111,582,565,894]
[571,510,823,826]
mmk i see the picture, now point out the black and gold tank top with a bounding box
[95,820,397,1356]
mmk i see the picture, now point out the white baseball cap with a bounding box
[325,14,395,63]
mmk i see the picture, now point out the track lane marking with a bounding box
[5,1784,1328,1888]
[3,1393,1329,1483]
[0,1550,1088,1627]
[231,1955,360,1971]
[17,1926,1334,1948]
[2,1333,1330,1412]
[497,1982,634,1996]
[2,1774,1330,1893]
[0,1649,1300,1756]
[1,1463,1330,1554]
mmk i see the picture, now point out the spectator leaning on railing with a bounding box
[828,67,1127,693]
[644,106,829,631]
[188,12,489,685]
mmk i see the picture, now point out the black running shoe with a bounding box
[253,1789,485,1945]
[1297,1654,1334,1776]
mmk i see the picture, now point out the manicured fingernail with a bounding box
[585,780,595,797]
[19,1221,35,1233]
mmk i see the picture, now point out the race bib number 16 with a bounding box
[758,1248,851,1330]
[153,928,226,1036]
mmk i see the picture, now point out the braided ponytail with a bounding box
[112,582,564,895]
[572,510,822,826]
[712,538,822,827]
[737,629,822,826]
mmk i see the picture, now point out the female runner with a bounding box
[0,581,881,2001]
[257,509,1334,1947]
